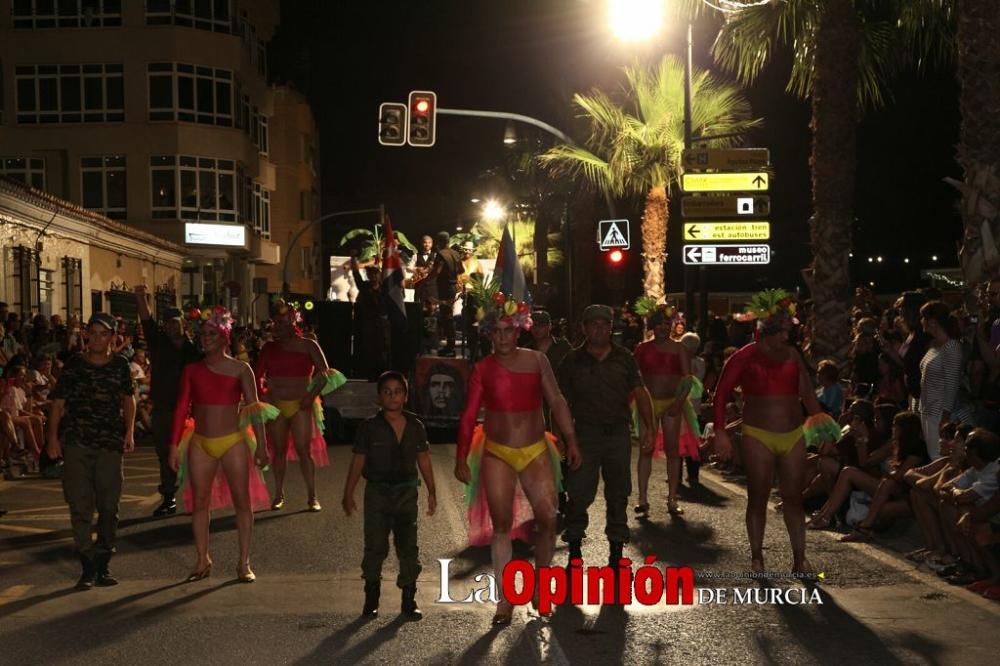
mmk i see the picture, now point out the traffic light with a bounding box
[378,102,407,146]
[407,90,437,147]
[608,249,625,265]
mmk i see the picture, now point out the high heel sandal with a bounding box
[807,514,832,530]
[667,499,684,515]
[271,495,285,511]
[186,560,213,582]
[236,565,256,583]
[633,503,650,516]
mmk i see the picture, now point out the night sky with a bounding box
[270,0,961,297]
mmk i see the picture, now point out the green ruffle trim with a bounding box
[309,369,347,396]
[803,413,842,448]
[675,375,704,401]
[239,402,281,429]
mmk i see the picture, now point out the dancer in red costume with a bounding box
[633,303,701,517]
[169,306,277,583]
[712,290,840,574]
[256,300,345,512]
[455,286,581,625]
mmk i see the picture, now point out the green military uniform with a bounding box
[51,352,135,563]
[557,340,644,543]
[353,410,429,587]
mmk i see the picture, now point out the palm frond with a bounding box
[393,231,418,253]
[339,228,374,246]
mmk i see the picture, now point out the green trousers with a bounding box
[61,445,123,558]
[563,421,633,543]
[362,482,421,588]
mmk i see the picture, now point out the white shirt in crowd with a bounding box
[954,460,1000,504]
[1,384,27,415]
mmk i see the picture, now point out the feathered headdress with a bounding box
[467,274,532,333]
[735,289,798,334]
[186,304,234,339]
[634,297,684,328]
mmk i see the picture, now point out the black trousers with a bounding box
[151,405,177,498]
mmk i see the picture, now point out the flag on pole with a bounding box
[382,215,406,322]
[494,223,530,303]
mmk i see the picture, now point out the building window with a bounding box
[81,155,127,219]
[253,182,270,239]
[249,105,259,146]
[8,246,41,316]
[258,115,269,155]
[0,157,46,190]
[40,268,54,315]
[15,64,124,124]
[146,0,232,33]
[147,63,232,126]
[12,0,122,28]
[150,155,237,222]
[62,257,84,318]
[300,246,315,280]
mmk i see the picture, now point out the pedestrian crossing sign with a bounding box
[598,219,630,251]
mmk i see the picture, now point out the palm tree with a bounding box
[453,217,564,279]
[696,0,954,360]
[540,55,760,302]
[950,0,1000,289]
[338,224,417,266]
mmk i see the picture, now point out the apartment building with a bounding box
[0,0,321,323]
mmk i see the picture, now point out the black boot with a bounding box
[94,553,118,586]
[76,554,96,590]
[153,495,177,517]
[401,585,422,620]
[567,539,583,569]
[361,582,380,618]
[608,541,624,568]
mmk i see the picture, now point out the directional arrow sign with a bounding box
[681,195,770,219]
[682,172,769,193]
[683,244,771,265]
[682,148,769,170]
[683,222,770,242]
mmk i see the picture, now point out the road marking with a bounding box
[0,523,60,534]
[4,505,69,514]
[0,585,32,607]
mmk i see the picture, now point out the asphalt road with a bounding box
[1,442,998,665]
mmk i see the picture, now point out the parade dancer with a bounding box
[633,302,702,517]
[256,299,345,512]
[712,290,840,574]
[169,306,276,583]
[454,283,581,625]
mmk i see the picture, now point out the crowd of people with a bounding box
[5,268,1000,619]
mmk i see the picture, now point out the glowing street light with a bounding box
[876,256,883,263]
[931,255,939,262]
[482,199,506,223]
[608,0,664,41]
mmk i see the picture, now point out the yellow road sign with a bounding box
[683,222,770,242]
[681,172,769,193]
[682,148,769,170]
[681,195,770,218]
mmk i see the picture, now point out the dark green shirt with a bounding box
[557,343,644,426]
[51,353,135,451]
[353,410,429,484]
[527,336,573,370]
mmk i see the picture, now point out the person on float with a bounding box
[711,290,841,574]
[256,299,345,512]
[169,306,277,583]
[454,283,582,625]
[632,301,702,517]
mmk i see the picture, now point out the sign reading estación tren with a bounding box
[681,147,773,268]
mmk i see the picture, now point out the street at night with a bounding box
[1,444,998,665]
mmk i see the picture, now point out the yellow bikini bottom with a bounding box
[741,424,804,457]
[485,439,549,473]
[274,400,303,420]
[651,397,676,420]
[192,431,245,459]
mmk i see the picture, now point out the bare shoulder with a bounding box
[232,358,255,377]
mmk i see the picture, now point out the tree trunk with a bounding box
[808,0,860,363]
[641,185,668,301]
[956,0,1000,289]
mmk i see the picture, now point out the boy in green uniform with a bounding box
[343,371,436,619]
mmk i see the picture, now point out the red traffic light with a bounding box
[415,99,430,114]
[407,90,437,147]
[609,249,624,263]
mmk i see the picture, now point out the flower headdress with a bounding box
[186,304,234,339]
[467,274,532,334]
[634,296,684,328]
[270,297,304,326]
[736,288,798,334]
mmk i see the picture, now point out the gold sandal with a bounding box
[236,565,256,583]
[185,560,213,582]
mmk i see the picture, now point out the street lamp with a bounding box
[482,199,506,223]
[503,121,518,145]
[609,0,664,42]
